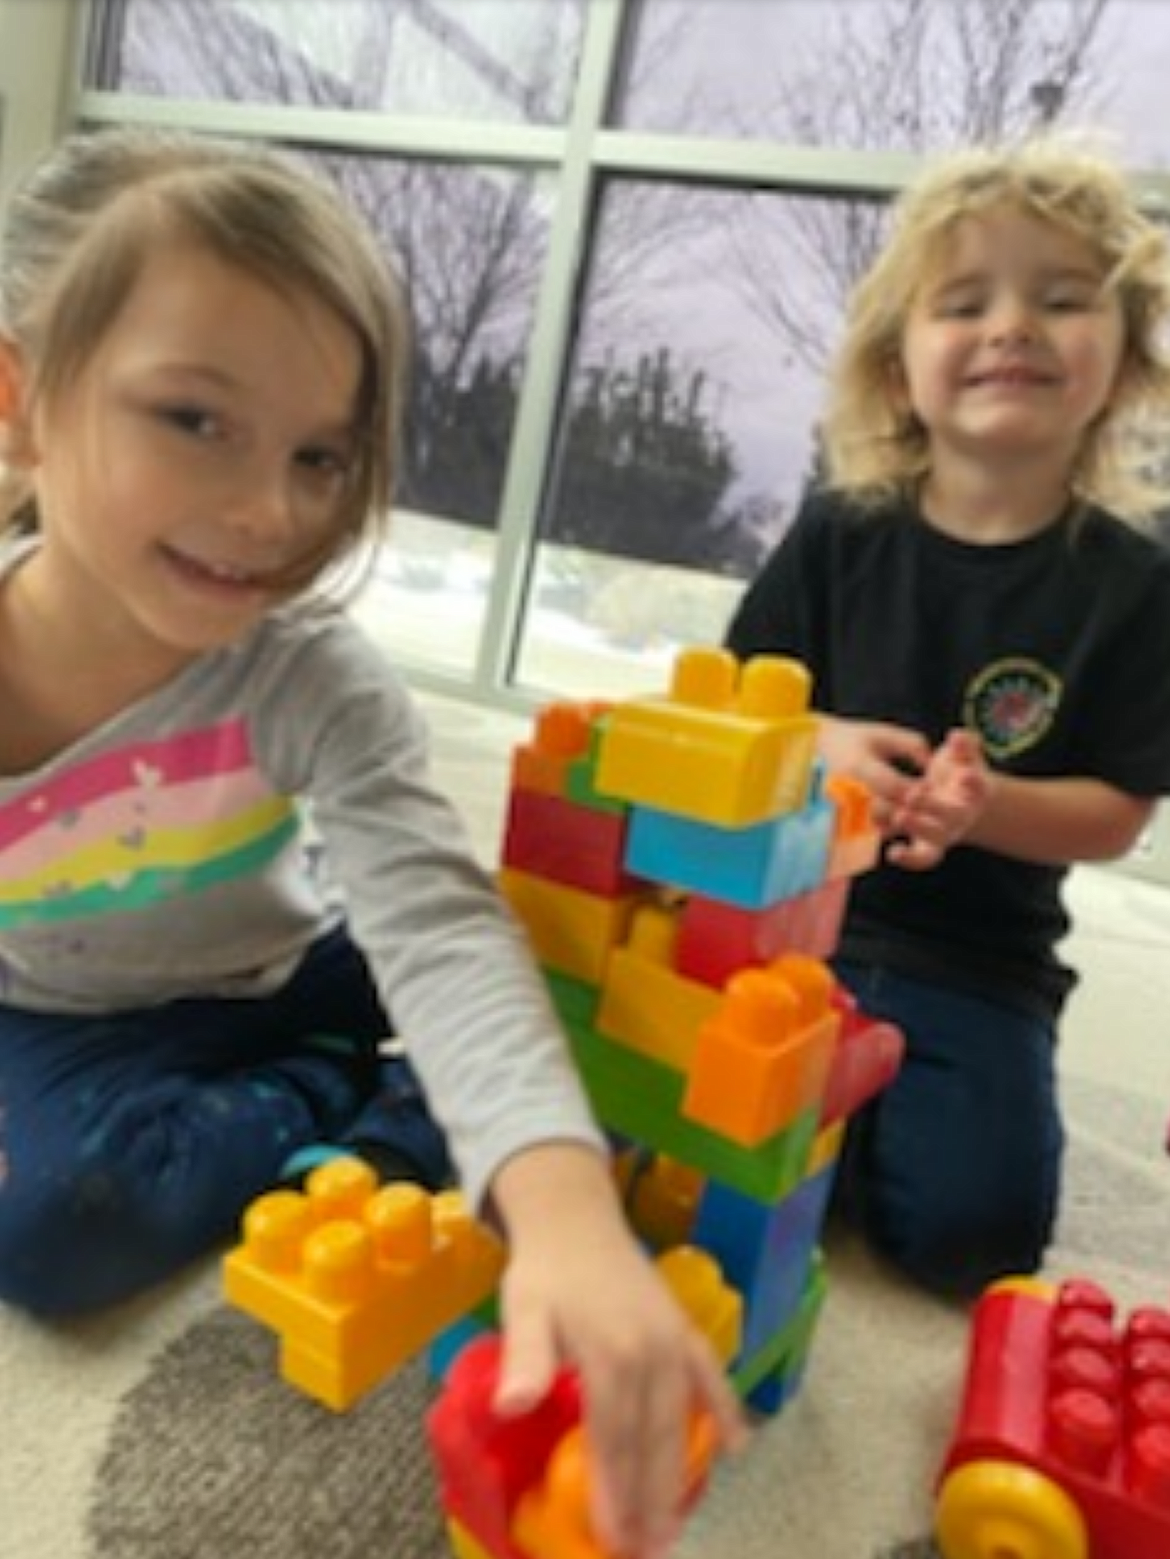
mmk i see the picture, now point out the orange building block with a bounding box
[683,955,841,1146]
[594,647,817,828]
[511,1415,718,1559]
[498,865,641,984]
[511,701,610,797]
[223,1157,505,1411]
[445,1518,500,1559]
[825,773,881,880]
[597,900,723,1071]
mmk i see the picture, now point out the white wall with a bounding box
[0,0,80,212]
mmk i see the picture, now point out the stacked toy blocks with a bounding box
[223,1155,505,1411]
[223,644,904,1559]
[936,1276,1170,1559]
[499,645,904,1416]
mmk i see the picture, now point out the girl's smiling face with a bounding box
[897,204,1128,476]
[18,241,363,674]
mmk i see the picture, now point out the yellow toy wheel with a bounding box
[984,1276,1056,1302]
[935,1460,1088,1559]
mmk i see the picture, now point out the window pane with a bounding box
[618,0,1170,165]
[514,179,885,696]
[91,0,585,123]
[294,150,551,674]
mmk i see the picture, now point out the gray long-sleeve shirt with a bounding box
[0,583,602,1211]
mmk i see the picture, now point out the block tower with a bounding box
[495,644,903,1422]
[223,645,905,1559]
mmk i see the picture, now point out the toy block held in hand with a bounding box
[223,1156,505,1411]
[428,1331,719,1559]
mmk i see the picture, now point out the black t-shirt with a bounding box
[727,490,1170,1019]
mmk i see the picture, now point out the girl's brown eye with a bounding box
[161,406,219,438]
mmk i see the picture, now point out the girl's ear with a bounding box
[0,337,25,423]
[0,338,38,467]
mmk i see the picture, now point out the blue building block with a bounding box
[694,1165,835,1359]
[624,765,834,910]
[731,1254,827,1413]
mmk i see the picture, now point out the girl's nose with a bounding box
[224,468,297,542]
[988,301,1036,345]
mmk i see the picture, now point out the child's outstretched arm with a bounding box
[487,1141,747,1559]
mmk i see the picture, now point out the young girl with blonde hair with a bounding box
[729,136,1170,1296]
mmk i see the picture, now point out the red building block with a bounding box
[936,1277,1170,1559]
[502,785,636,897]
[676,877,849,988]
[428,1333,581,1559]
[819,987,906,1126]
[428,1331,717,1559]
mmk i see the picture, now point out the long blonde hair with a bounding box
[823,137,1170,521]
[0,127,410,587]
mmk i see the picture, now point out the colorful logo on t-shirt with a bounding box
[963,657,1062,760]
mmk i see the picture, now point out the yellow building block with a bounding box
[683,955,841,1146]
[597,901,722,1071]
[594,647,817,828]
[807,1118,847,1179]
[223,1157,505,1411]
[499,865,641,983]
[657,1245,744,1368]
[617,1151,704,1251]
[445,1517,498,1559]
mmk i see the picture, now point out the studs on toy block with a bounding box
[223,1156,505,1411]
[936,1276,1170,1559]
[683,955,840,1146]
[595,647,817,828]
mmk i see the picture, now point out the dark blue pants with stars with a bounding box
[0,927,450,1316]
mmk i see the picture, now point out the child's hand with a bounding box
[818,715,932,835]
[489,1144,747,1558]
[885,728,994,870]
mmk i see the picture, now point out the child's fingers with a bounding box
[583,1349,689,1557]
[491,1301,558,1417]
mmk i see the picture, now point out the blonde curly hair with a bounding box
[823,136,1170,523]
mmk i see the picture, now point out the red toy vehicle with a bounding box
[935,1277,1170,1559]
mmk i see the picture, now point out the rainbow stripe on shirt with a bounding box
[0,720,297,929]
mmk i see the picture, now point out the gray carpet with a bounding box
[89,1327,446,1559]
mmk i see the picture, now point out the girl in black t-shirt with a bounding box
[729,136,1170,1297]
